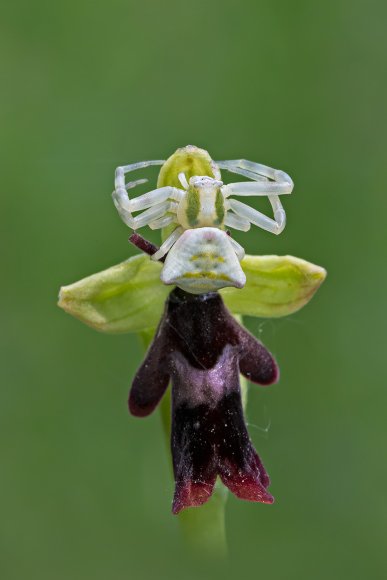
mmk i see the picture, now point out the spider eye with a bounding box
[189,176,223,189]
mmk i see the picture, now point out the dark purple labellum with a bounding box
[129,288,279,514]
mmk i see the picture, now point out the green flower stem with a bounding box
[177,480,228,558]
[139,327,229,557]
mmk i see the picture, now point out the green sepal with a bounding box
[58,254,326,333]
[58,254,169,333]
[221,254,326,318]
[157,145,218,189]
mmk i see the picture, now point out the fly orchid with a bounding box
[59,145,326,531]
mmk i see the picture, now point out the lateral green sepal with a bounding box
[58,254,326,333]
[58,254,169,334]
[221,254,326,318]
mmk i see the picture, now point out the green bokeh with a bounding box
[1,1,386,578]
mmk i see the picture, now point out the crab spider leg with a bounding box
[149,215,176,230]
[228,236,245,261]
[112,186,183,215]
[114,160,166,211]
[223,211,251,232]
[240,159,293,186]
[151,227,184,261]
[127,187,183,213]
[218,160,293,196]
[115,159,165,191]
[125,178,148,190]
[218,159,293,184]
[113,200,176,230]
[228,196,286,235]
[270,195,286,231]
[224,180,292,196]
[217,161,269,182]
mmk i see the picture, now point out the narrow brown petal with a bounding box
[235,324,279,385]
[129,322,171,417]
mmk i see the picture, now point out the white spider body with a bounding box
[161,227,246,294]
[112,152,294,293]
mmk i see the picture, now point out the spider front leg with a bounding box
[112,186,182,230]
[113,162,185,230]
[113,159,169,227]
[218,159,294,196]
[216,160,270,182]
[114,159,166,195]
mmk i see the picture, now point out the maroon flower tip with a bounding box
[171,385,274,514]
[172,480,216,515]
[220,461,274,504]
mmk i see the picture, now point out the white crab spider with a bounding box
[112,158,294,294]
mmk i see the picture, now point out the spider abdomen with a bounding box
[160,227,246,294]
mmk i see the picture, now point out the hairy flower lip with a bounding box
[129,287,278,513]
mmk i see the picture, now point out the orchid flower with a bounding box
[58,145,326,552]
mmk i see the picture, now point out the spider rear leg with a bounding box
[223,211,251,232]
[228,196,286,235]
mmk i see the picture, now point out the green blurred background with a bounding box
[1,0,386,578]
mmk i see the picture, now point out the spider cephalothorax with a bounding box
[112,146,294,294]
[176,176,225,229]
